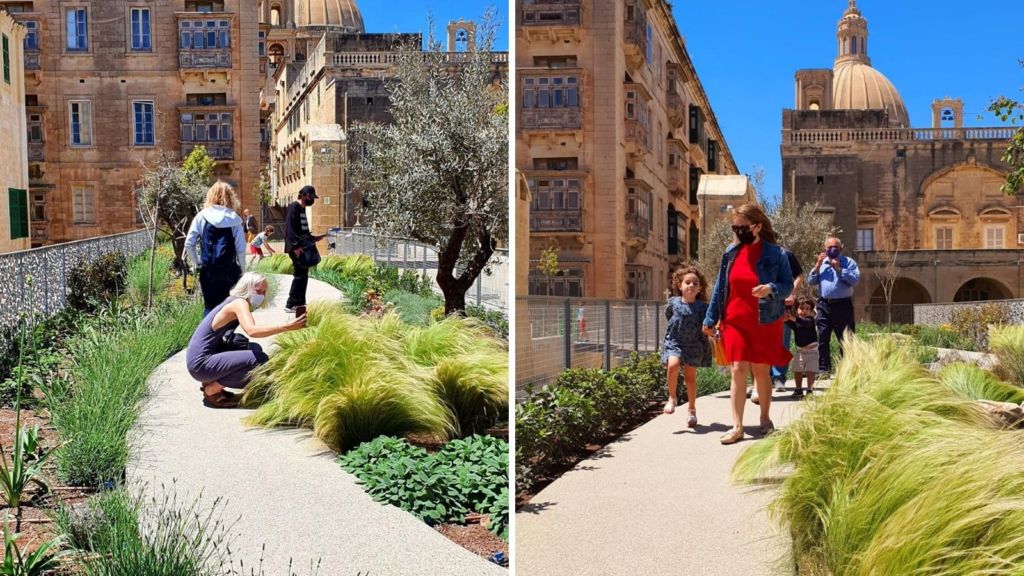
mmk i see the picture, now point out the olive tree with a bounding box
[349,10,507,314]
[990,59,1024,195]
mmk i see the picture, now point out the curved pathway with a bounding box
[516,387,806,576]
[128,274,505,576]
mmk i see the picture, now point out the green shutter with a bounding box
[8,188,27,240]
[2,34,9,84]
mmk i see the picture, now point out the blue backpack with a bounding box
[200,221,239,271]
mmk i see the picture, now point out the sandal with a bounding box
[203,389,239,409]
[687,409,697,428]
[760,419,776,436]
[663,399,676,415]
[720,428,744,445]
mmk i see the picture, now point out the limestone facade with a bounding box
[266,15,508,231]
[783,0,1023,323]
[516,0,739,301]
[0,8,29,253]
[0,0,264,247]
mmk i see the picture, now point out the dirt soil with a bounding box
[436,522,508,565]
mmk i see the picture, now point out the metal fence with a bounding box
[515,296,664,400]
[327,228,508,311]
[0,229,152,330]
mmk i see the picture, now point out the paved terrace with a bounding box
[517,387,807,576]
[128,275,505,576]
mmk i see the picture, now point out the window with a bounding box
[933,226,953,250]
[984,225,1004,249]
[528,268,584,298]
[258,30,265,57]
[688,104,705,146]
[66,8,88,52]
[133,101,155,146]
[2,34,8,84]
[8,188,28,239]
[27,113,42,142]
[626,266,652,300]
[260,117,268,145]
[270,6,281,26]
[186,93,227,106]
[179,20,231,49]
[31,193,45,222]
[24,20,37,50]
[69,100,93,146]
[850,35,858,55]
[689,167,702,204]
[857,228,874,251]
[667,207,678,255]
[533,157,579,171]
[689,221,699,260]
[521,76,580,110]
[186,1,225,12]
[72,186,94,224]
[707,139,718,172]
[645,22,653,63]
[529,178,581,212]
[130,8,152,51]
[180,112,232,142]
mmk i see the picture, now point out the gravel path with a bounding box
[128,274,506,576]
[516,386,807,576]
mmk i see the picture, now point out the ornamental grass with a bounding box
[733,335,1024,575]
[318,254,375,278]
[990,325,1024,387]
[249,253,294,274]
[241,303,507,451]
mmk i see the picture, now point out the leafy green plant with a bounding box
[950,303,1009,351]
[1,517,65,576]
[66,252,128,313]
[383,291,443,326]
[465,305,508,339]
[989,324,1024,386]
[0,404,61,530]
[339,435,509,540]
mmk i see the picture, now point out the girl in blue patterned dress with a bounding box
[662,266,712,427]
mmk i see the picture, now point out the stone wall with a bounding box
[914,299,1024,327]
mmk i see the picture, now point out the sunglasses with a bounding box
[731,224,753,233]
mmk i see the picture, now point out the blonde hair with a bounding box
[204,181,240,212]
[229,273,267,306]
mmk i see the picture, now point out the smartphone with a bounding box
[295,305,307,318]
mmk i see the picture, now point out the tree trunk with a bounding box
[436,227,494,315]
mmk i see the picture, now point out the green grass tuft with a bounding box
[249,253,294,274]
[990,325,1024,387]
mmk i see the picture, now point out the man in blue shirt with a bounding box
[807,236,860,376]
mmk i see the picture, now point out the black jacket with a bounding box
[284,201,310,253]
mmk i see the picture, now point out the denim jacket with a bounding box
[703,240,794,328]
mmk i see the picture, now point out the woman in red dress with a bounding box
[703,204,794,444]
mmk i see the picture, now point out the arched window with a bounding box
[268,43,284,65]
[809,100,820,111]
[454,27,469,51]
[270,6,281,26]
[850,36,858,54]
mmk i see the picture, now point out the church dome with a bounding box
[832,62,909,127]
[295,0,364,32]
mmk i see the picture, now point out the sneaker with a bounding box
[284,306,295,313]
[791,389,804,398]
[774,378,786,391]
[745,386,753,399]
[751,388,760,405]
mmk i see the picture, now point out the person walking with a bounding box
[766,247,805,395]
[185,181,247,316]
[284,185,326,313]
[247,225,277,266]
[807,236,860,377]
[703,203,794,445]
[186,273,306,408]
[662,266,712,428]
[243,208,258,244]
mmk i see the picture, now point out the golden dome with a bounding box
[832,62,909,127]
[295,0,364,32]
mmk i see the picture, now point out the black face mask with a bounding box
[303,196,316,207]
[732,225,756,245]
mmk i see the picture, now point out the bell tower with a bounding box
[447,19,475,51]
[931,97,964,129]
[835,0,870,67]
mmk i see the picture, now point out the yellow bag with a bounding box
[711,326,729,366]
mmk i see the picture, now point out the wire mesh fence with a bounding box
[515,296,664,400]
[327,228,508,311]
[0,229,152,331]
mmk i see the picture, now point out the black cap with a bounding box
[298,185,319,199]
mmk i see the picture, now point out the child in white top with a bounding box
[248,225,276,265]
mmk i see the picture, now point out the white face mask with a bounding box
[249,293,265,309]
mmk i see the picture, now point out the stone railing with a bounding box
[787,126,1017,145]
[0,230,151,331]
[179,48,232,69]
[521,1,582,26]
[520,107,582,131]
[854,249,1024,268]
[330,51,509,67]
[531,209,582,232]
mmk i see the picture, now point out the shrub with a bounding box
[913,324,972,351]
[465,305,509,339]
[950,303,1009,351]
[989,325,1024,387]
[242,307,507,451]
[67,252,128,312]
[732,336,1022,575]
[339,435,508,540]
[383,291,442,326]
[125,249,173,307]
[696,367,731,398]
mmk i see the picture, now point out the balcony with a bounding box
[179,48,231,69]
[531,209,582,232]
[626,213,650,241]
[624,119,649,158]
[666,89,684,128]
[623,15,646,71]
[24,50,39,71]
[182,141,233,160]
[176,13,235,74]
[28,142,43,162]
[521,1,582,42]
[520,108,582,131]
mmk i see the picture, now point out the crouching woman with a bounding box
[186,272,306,408]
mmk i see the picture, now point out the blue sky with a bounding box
[359,1,509,51]
[672,0,1022,201]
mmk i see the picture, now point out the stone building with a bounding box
[263,6,507,231]
[0,0,264,247]
[783,0,1023,323]
[516,0,739,301]
[0,8,29,253]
